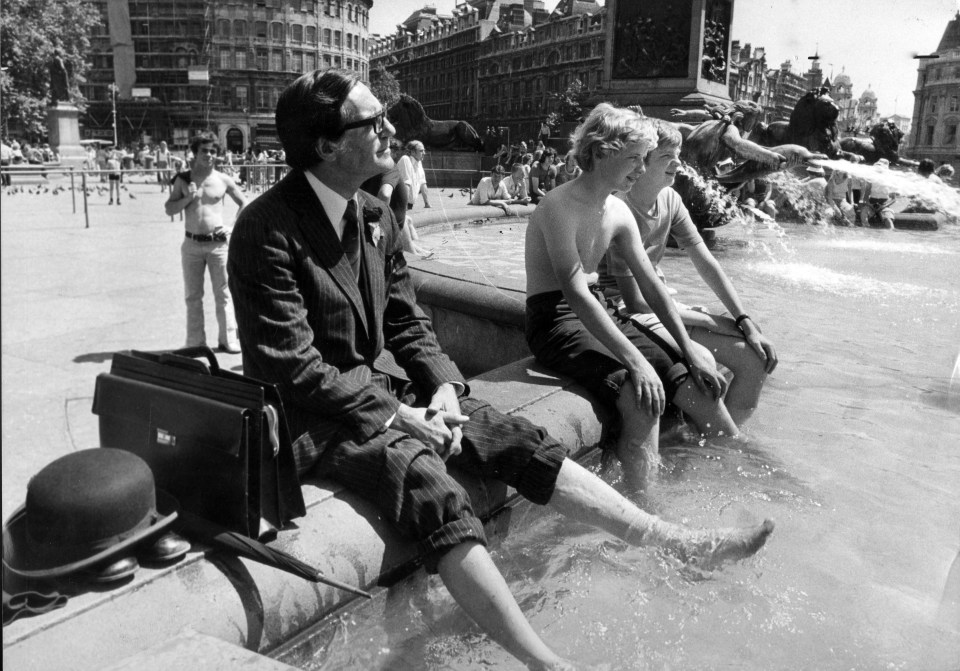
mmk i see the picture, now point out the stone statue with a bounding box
[386,95,483,152]
[674,100,823,184]
[48,54,72,105]
[840,121,917,166]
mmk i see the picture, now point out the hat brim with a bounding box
[2,490,178,581]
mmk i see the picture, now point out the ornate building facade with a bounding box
[907,11,959,173]
[82,0,372,151]
[370,0,605,142]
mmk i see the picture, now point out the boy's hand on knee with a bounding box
[629,360,666,417]
[685,347,727,400]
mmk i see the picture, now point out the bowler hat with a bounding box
[2,449,179,580]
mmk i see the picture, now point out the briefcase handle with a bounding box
[158,346,221,375]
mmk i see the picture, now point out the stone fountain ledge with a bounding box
[2,360,602,670]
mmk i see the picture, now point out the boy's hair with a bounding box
[571,104,656,172]
[189,131,219,155]
[649,118,682,152]
[918,158,935,177]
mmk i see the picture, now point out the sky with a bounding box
[368,0,959,118]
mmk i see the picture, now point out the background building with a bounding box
[371,0,605,142]
[907,11,959,173]
[83,0,372,152]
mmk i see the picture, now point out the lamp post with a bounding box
[109,83,118,147]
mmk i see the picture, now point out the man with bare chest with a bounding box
[164,132,247,352]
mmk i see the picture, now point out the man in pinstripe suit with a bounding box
[229,70,773,671]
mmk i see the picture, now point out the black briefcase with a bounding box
[92,347,306,540]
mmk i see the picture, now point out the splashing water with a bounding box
[813,158,960,221]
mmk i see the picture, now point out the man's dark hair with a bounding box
[918,158,935,177]
[490,165,505,175]
[540,147,558,162]
[189,131,219,155]
[276,69,361,170]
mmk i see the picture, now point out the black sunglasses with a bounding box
[340,110,386,135]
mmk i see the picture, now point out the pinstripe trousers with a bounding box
[305,382,569,573]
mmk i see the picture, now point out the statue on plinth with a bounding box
[387,95,483,152]
[48,53,73,105]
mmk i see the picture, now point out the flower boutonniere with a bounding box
[363,204,383,246]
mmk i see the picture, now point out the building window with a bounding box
[334,30,341,48]
[257,87,269,110]
[256,48,268,70]
[271,50,282,71]
[235,49,247,69]
[306,26,317,44]
[925,125,935,145]
[234,20,247,38]
[305,52,316,71]
[323,54,331,68]
[217,19,230,38]
[946,123,958,146]
[292,25,303,43]
[950,96,959,113]
[219,48,232,70]
[255,21,267,38]
[271,22,283,40]
[322,28,331,46]
[930,96,938,114]
[334,55,341,68]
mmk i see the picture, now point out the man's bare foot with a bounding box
[666,518,775,569]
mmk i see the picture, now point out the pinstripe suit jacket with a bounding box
[228,169,465,455]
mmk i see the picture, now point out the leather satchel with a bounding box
[92,347,306,540]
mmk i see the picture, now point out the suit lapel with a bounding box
[286,172,369,338]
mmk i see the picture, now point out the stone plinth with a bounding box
[597,0,735,118]
[46,103,87,168]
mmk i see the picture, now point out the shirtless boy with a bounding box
[164,131,247,352]
[525,104,735,487]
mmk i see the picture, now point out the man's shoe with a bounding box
[218,342,241,354]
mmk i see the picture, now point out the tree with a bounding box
[369,62,401,110]
[0,0,100,140]
[545,78,589,130]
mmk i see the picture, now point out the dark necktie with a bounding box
[341,199,361,280]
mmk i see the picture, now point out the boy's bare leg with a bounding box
[614,378,661,488]
[672,379,739,438]
[548,459,775,568]
[689,326,767,426]
[438,541,575,671]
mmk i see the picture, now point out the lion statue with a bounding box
[387,95,484,152]
[748,88,850,160]
[840,121,917,166]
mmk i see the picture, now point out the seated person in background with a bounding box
[739,177,778,220]
[554,150,583,186]
[600,118,777,432]
[824,168,854,224]
[859,158,897,229]
[525,104,739,489]
[918,158,943,184]
[470,165,516,215]
[935,163,954,185]
[501,163,531,205]
[529,147,557,203]
[229,70,773,671]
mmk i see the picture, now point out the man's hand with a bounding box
[628,357,666,417]
[393,383,469,460]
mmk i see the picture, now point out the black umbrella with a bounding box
[178,512,371,599]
